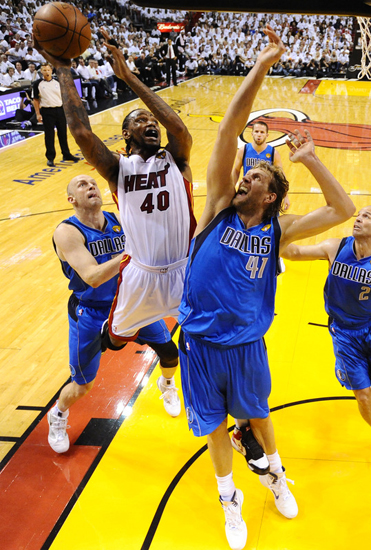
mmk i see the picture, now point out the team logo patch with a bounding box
[261,224,271,232]
[112,225,122,233]
[186,407,194,423]
[69,364,76,378]
[156,149,166,159]
[266,153,271,159]
[336,369,346,382]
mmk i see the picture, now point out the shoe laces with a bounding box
[159,385,179,405]
[50,415,69,439]
[270,472,295,500]
[220,495,242,529]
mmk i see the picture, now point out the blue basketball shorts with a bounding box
[179,331,271,437]
[69,299,171,386]
[329,321,371,391]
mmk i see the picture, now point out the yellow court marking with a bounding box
[316,80,371,97]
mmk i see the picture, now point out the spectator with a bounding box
[87,57,112,98]
[126,54,140,77]
[13,60,25,80]
[135,51,152,84]
[24,61,39,83]
[3,64,18,86]
[184,55,198,77]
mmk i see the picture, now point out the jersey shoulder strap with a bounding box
[334,237,348,261]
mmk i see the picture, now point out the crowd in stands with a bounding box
[0,0,356,98]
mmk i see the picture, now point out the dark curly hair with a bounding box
[121,109,142,155]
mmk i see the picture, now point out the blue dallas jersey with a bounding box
[325,236,371,328]
[54,212,126,307]
[178,207,281,346]
[242,143,275,174]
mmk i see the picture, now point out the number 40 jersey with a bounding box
[115,149,196,267]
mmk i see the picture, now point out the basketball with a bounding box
[32,2,91,60]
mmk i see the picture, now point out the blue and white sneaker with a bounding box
[219,489,248,550]
[260,467,298,518]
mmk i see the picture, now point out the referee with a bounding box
[32,63,79,167]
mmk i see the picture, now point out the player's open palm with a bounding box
[286,130,315,163]
[259,26,286,68]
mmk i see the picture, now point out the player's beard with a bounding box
[232,190,264,219]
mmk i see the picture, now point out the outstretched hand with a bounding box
[286,130,315,163]
[257,25,286,68]
[33,36,71,69]
[100,27,131,81]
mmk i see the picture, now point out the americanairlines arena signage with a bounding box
[157,22,185,32]
[240,108,371,150]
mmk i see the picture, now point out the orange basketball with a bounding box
[33,2,91,60]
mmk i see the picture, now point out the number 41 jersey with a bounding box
[115,149,196,267]
[178,207,281,347]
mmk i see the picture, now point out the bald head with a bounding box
[67,175,98,196]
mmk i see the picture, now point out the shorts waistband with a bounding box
[130,256,187,273]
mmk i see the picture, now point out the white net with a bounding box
[357,16,371,79]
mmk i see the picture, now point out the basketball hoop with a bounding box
[357,16,371,79]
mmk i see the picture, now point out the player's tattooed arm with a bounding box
[56,67,119,191]
[33,38,119,190]
[100,27,192,175]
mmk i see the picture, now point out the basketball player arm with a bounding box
[231,146,244,185]
[281,238,340,265]
[54,224,124,288]
[198,26,285,234]
[101,28,192,180]
[33,42,119,192]
[278,130,355,247]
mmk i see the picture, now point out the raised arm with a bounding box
[54,224,124,288]
[199,27,285,231]
[231,146,244,185]
[279,130,355,248]
[101,28,192,179]
[34,42,119,192]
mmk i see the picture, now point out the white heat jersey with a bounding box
[115,149,196,267]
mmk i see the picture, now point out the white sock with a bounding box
[216,472,236,502]
[160,374,174,387]
[54,401,69,418]
[267,450,283,474]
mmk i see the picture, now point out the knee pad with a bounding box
[101,321,127,352]
[148,340,178,369]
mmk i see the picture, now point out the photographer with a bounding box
[14,90,37,127]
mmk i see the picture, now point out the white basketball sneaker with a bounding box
[259,467,298,518]
[219,489,248,550]
[157,377,181,417]
[47,409,70,453]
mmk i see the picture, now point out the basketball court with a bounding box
[1,21,371,549]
